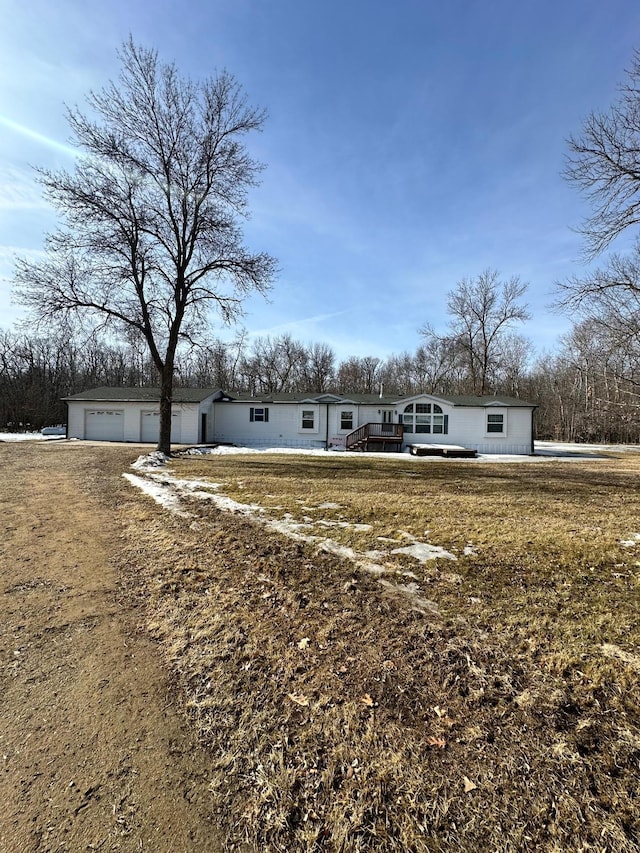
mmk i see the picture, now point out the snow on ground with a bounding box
[0,432,66,442]
[119,441,640,613]
[391,542,457,562]
[130,451,170,469]
[619,533,640,547]
[124,451,464,614]
[122,472,191,518]
[180,440,640,463]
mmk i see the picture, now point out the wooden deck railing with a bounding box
[345,422,404,450]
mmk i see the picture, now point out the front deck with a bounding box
[345,422,404,452]
[344,425,477,457]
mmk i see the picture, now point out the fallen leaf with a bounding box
[287,693,309,707]
[297,637,311,650]
[433,705,447,718]
[427,736,446,748]
[463,775,477,793]
[360,693,375,707]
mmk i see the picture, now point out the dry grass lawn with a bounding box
[116,450,640,852]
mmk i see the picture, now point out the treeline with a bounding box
[2,321,639,443]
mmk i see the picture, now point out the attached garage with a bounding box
[85,409,125,442]
[64,387,223,444]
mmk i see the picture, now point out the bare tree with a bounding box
[556,245,640,346]
[565,49,640,258]
[336,356,382,394]
[492,333,533,397]
[412,338,465,394]
[239,334,307,393]
[421,270,530,395]
[14,40,277,453]
[302,342,336,392]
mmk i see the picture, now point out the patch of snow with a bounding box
[391,542,457,562]
[206,494,264,515]
[620,533,640,547]
[131,451,170,470]
[315,519,372,531]
[0,431,62,442]
[462,545,475,556]
[317,501,341,509]
[155,472,262,515]
[265,516,316,542]
[123,472,191,517]
[318,540,387,576]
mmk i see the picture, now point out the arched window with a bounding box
[401,402,447,434]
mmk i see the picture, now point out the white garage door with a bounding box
[140,410,182,443]
[141,411,160,443]
[85,409,124,441]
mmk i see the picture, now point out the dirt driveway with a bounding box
[0,441,222,852]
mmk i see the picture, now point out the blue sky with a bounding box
[1,0,639,361]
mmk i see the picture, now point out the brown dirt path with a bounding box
[0,442,222,852]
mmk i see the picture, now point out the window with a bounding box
[250,407,269,423]
[487,413,504,433]
[301,409,315,429]
[340,410,353,430]
[402,403,447,435]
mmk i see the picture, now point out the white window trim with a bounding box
[401,402,447,435]
[485,410,507,437]
[339,409,354,432]
[298,405,319,433]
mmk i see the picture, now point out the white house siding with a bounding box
[67,402,88,440]
[397,397,533,454]
[212,401,400,449]
[212,402,328,448]
[67,400,206,443]
[66,390,534,453]
[444,405,532,455]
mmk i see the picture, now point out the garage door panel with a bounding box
[141,411,160,443]
[85,410,124,441]
[140,410,181,443]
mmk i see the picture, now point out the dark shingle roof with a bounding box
[63,386,222,403]
[225,391,536,407]
[63,386,536,408]
[427,393,536,408]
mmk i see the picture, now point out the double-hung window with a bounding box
[301,409,315,430]
[340,410,353,430]
[250,407,269,423]
[487,413,504,433]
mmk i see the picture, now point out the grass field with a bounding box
[119,450,640,852]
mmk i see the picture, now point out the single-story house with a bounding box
[63,387,537,454]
